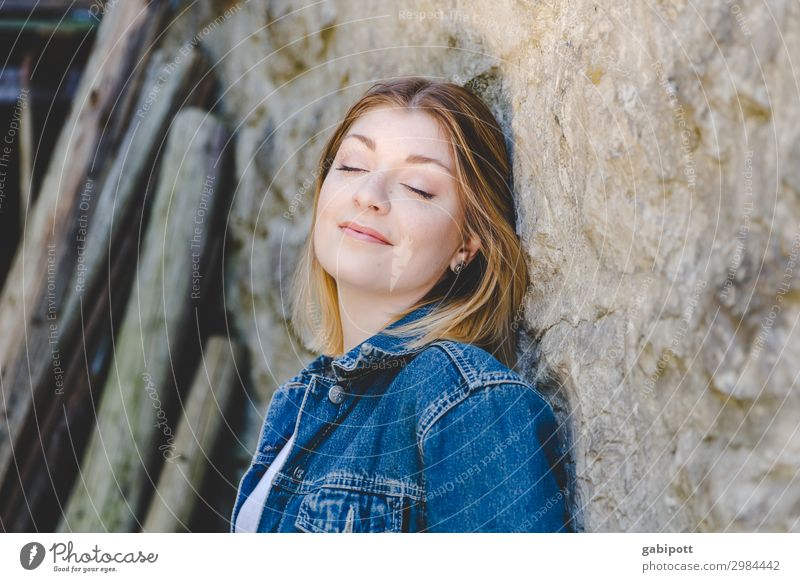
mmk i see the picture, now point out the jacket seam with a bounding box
[272,470,424,501]
[277,381,307,392]
[415,341,535,461]
[434,340,481,388]
[417,377,533,456]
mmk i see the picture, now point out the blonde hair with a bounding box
[289,77,529,369]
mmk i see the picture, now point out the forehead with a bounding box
[345,106,453,156]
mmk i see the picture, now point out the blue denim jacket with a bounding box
[230,301,570,532]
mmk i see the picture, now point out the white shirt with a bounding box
[234,432,297,533]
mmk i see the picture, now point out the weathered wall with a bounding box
[186,0,799,531]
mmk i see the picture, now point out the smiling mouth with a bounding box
[339,225,392,245]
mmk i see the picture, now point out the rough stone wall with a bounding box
[184,0,799,531]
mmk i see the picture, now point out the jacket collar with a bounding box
[305,300,442,381]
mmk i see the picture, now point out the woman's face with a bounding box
[314,105,474,301]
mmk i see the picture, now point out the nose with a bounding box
[352,171,390,213]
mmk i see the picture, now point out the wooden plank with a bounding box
[0,0,97,12]
[17,53,33,229]
[0,0,168,500]
[0,6,217,532]
[141,337,242,533]
[0,19,98,34]
[0,215,139,531]
[0,44,218,523]
[58,108,231,532]
[59,47,211,330]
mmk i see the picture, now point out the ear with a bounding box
[460,231,482,266]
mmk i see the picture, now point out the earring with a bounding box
[452,260,466,274]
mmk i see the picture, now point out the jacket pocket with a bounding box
[294,487,403,533]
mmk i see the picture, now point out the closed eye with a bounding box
[335,165,435,200]
[402,184,435,200]
[336,165,364,173]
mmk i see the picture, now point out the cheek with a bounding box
[316,178,336,213]
[313,182,336,247]
[314,178,343,228]
[400,203,461,263]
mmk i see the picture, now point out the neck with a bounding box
[336,285,420,354]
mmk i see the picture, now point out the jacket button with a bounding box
[293,467,304,479]
[328,384,345,404]
[360,343,373,356]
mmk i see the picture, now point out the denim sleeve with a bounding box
[419,382,568,532]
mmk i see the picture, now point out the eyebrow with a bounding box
[342,133,454,176]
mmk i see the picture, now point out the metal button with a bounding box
[360,343,373,356]
[327,384,346,404]
[293,467,304,479]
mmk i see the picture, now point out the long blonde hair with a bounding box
[289,77,529,369]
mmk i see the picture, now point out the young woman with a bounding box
[231,77,570,533]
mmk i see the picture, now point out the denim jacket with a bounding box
[230,301,570,532]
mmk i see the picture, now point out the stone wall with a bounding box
[182,0,799,531]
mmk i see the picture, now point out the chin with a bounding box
[331,266,400,295]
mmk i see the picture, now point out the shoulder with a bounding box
[430,339,528,383]
[405,339,539,391]
[401,340,554,445]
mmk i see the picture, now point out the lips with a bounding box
[338,221,392,245]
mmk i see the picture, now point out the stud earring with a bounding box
[452,260,466,274]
